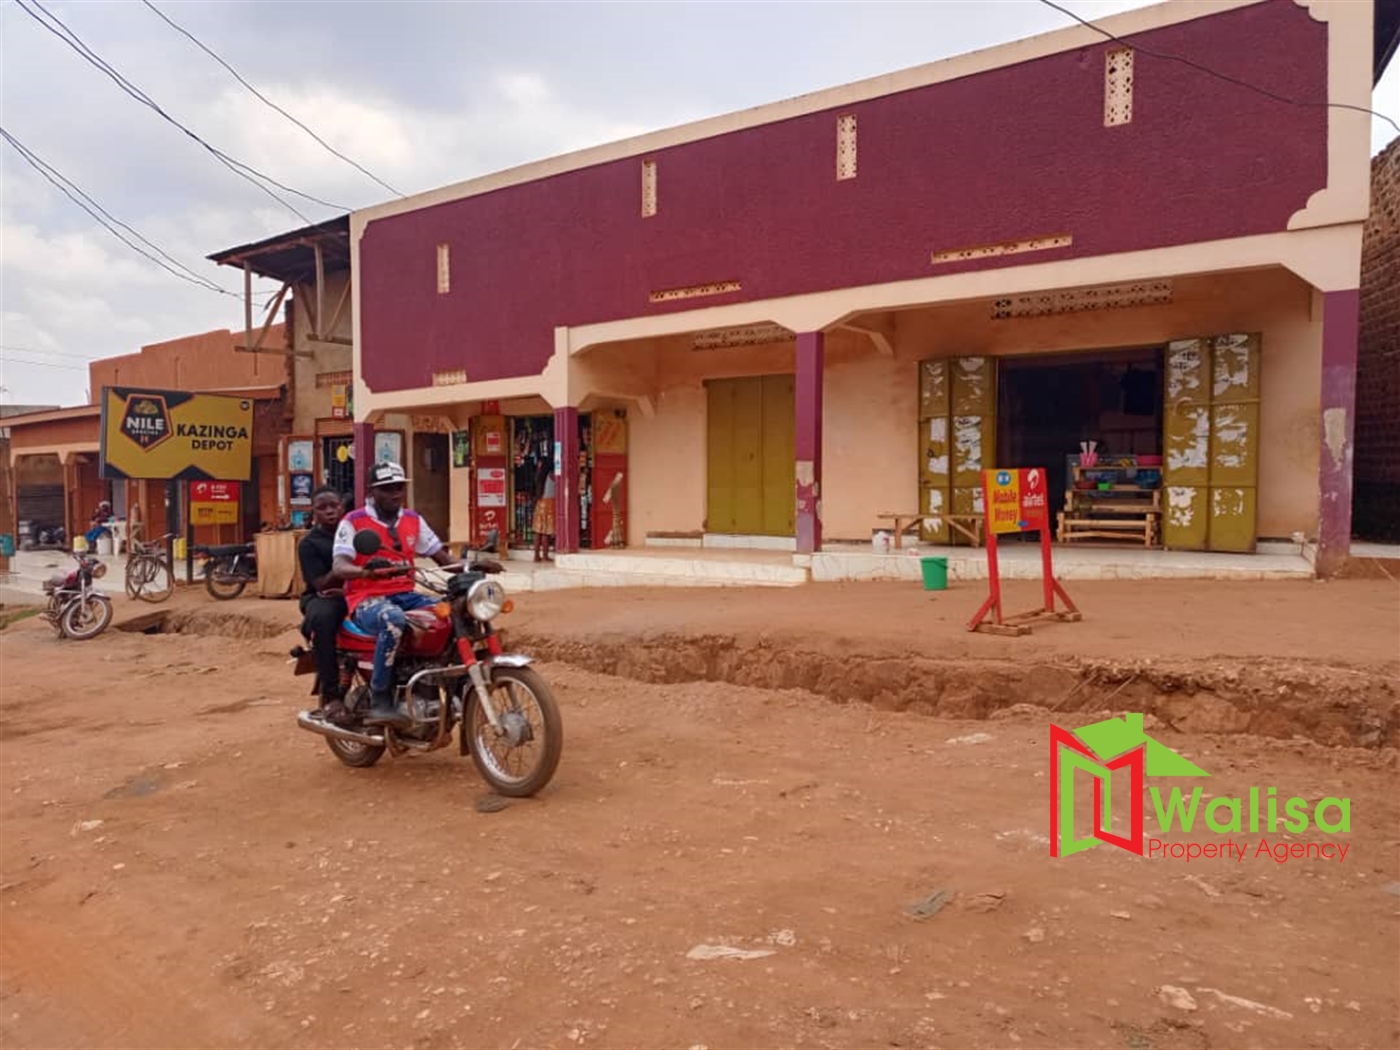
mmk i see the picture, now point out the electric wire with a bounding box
[1,125,244,298]
[1037,0,1400,137]
[140,0,403,199]
[13,0,350,225]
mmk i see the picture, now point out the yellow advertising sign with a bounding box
[190,481,240,525]
[101,387,253,481]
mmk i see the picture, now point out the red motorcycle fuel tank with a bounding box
[402,606,453,655]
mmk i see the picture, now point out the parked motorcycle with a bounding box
[194,541,257,600]
[40,551,113,640]
[291,530,562,797]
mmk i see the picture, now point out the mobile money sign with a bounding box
[100,387,253,481]
[189,480,240,525]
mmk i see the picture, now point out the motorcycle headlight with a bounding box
[91,561,108,579]
[465,579,507,622]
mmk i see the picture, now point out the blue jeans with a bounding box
[351,592,439,696]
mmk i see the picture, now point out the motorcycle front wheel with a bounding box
[60,595,113,640]
[465,666,562,797]
[204,562,248,601]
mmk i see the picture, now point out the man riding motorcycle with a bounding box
[332,462,460,728]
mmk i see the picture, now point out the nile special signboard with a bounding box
[100,387,253,481]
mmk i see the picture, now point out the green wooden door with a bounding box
[1163,334,1260,552]
[706,375,795,536]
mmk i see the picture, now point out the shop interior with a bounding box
[997,347,1164,545]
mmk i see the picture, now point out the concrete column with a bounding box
[1317,288,1360,577]
[795,331,824,554]
[352,421,373,508]
[553,406,580,553]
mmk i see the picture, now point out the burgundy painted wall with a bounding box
[360,0,1327,393]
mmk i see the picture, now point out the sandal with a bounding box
[322,700,353,726]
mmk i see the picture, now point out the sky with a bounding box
[1,0,1397,408]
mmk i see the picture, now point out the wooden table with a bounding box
[877,512,985,549]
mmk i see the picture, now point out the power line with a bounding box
[13,0,349,226]
[0,352,89,372]
[0,126,241,299]
[1037,0,1400,137]
[1,125,255,298]
[141,0,403,199]
[0,344,101,361]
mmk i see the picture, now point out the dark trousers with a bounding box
[300,595,348,699]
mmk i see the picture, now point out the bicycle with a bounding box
[124,531,176,603]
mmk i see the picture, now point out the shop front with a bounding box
[457,407,627,554]
[594,266,1319,559]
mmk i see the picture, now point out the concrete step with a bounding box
[553,552,808,587]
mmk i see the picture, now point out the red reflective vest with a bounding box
[342,508,423,612]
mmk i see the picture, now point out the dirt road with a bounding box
[1,580,1397,1049]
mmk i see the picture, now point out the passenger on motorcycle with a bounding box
[298,486,351,723]
[331,462,459,728]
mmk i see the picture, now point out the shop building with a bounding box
[346,0,1391,573]
[3,327,289,550]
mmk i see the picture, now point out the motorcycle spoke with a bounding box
[473,680,547,783]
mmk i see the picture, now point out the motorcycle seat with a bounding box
[336,618,378,652]
[199,543,253,558]
[42,573,69,592]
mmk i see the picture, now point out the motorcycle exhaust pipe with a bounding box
[296,710,386,747]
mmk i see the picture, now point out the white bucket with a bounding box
[96,534,114,556]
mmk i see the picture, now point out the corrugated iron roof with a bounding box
[207,216,350,284]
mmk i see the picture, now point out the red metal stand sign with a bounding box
[967,467,1082,636]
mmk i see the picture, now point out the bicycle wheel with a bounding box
[126,555,173,603]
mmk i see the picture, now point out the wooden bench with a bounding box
[877,512,985,549]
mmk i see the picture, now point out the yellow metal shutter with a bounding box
[918,356,994,544]
[1162,334,1260,552]
[1207,334,1260,553]
[918,360,951,544]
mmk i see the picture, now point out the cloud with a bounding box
[3,0,1390,409]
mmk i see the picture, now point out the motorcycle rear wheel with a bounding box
[326,686,385,767]
[465,665,562,797]
[60,595,113,640]
[204,565,247,601]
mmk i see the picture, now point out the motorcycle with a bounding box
[194,541,258,600]
[40,551,114,640]
[291,529,562,797]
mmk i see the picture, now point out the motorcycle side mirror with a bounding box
[352,529,383,556]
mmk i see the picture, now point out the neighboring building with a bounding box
[208,217,420,530]
[1354,136,1399,542]
[0,404,60,572]
[345,0,1393,574]
[4,326,290,549]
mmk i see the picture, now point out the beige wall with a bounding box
[291,271,354,433]
[607,267,1323,544]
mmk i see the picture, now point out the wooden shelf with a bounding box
[1057,465,1161,548]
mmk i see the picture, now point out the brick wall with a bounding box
[1354,138,1400,542]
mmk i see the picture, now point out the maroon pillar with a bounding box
[352,421,373,507]
[554,406,580,553]
[795,331,824,554]
[1317,289,1360,577]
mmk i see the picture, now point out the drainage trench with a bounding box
[112,610,1398,748]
